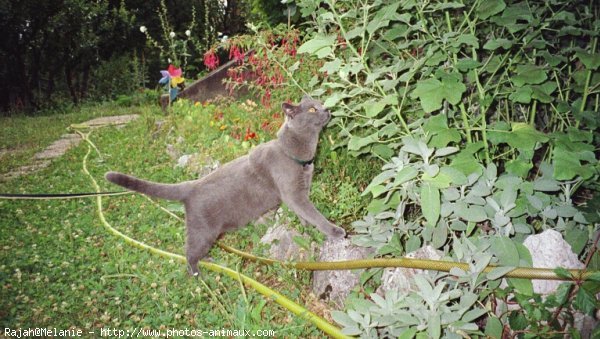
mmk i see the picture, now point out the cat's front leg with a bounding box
[282,194,346,239]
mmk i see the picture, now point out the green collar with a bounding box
[283,152,314,166]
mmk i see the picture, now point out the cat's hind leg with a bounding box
[185,219,220,277]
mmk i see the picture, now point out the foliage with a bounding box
[0,0,138,111]
[292,0,600,336]
[203,25,317,107]
[138,0,224,77]
[244,0,300,26]
[90,52,150,101]
[0,0,254,113]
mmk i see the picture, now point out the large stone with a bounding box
[312,238,374,307]
[523,229,585,295]
[376,245,443,296]
[502,230,597,336]
[260,225,311,262]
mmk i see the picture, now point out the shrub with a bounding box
[291,0,600,337]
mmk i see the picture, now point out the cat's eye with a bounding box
[308,107,317,113]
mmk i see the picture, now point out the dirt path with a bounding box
[1,114,139,181]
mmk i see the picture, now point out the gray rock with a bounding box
[312,238,374,307]
[176,154,193,168]
[523,229,584,295]
[500,230,597,336]
[376,245,443,296]
[260,225,311,262]
[165,144,178,159]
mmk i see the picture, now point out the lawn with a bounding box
[0,99,374,337]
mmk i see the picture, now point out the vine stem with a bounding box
[577,37,597,129]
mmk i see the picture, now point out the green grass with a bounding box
[0,102,154,175]
[0,99,377,336]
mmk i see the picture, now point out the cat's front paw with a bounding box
[327,225,346,240]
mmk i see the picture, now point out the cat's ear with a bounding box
[282,102,299,118]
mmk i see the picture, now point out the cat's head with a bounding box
[281,95,331,131]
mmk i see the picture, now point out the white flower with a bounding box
[169,31,176,38]
[139,26,147,33]
[221,35,229,42]
[185,30,191,37]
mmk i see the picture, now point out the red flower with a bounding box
[244,127,257,141]
[203,50,220,70]
[229,45,245,64]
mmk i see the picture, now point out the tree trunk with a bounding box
[80,64,90,100]
[65,67,79,105]
[46,67,57,102]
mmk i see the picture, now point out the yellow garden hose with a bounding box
[216,243,593,281]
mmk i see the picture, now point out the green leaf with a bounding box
[428,313,441,339]
[462,308,488,322]
[490,237,519,266]
[319,58,342,74]
[565,227,588,255]
[363,170,395,196]
[348,132,378,151]
[453,34,479,48]
[432,222,447,249]
[456,204,488,222]
[423,114,448,133]
[508,85,532,104]
[421,183,441,226]
[364,100,387,118]
[506,159,532,178]
[512,65,548,87]
[533,178,560,192]
[484,316,503,338]
[508,311,528,330]
[405,235,421,253]
[553,147,595,180]
[297,35,336,58]
[367,199,386,214]
[367,2,401,34]
[395,167,419,186]
[575,51,600,70]
[573,287,599,315]
[398,328,418,339]
[539,50,567,67]
[372,144,394,160]
[477,0,506,19]
[456,58,482,72]
[487,123,548,151]
[483,38,513,50]
[450,152,483,176]
[411,74,466,113]
[587,271,600,282]
[509,278,534,296]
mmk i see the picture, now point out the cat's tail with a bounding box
[105,171,191,201]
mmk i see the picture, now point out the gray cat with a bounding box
[105,96,346,275]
